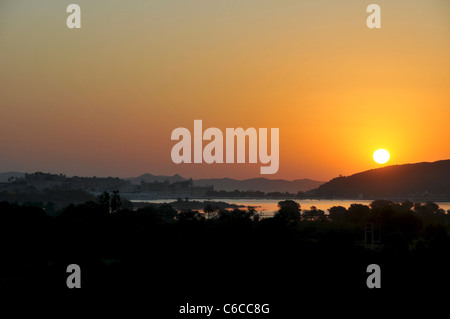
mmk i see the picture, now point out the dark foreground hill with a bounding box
[309,160,450,198]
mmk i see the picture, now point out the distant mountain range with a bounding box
[309,160,450,198]
[4,159,449,197]
[0,171,323,193]
[194,177,323,193]
[126,174,324,193]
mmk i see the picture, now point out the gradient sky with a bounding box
[1,0,449,181]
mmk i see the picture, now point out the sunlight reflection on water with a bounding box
[132,198,450,216]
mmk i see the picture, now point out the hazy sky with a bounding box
[1,0,449,181]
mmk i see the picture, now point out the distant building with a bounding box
[0,172,213,198]
[170,179,193,195]
[192,185,213,197]
[140,180,169,193]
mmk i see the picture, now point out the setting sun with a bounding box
[373,149,390,164]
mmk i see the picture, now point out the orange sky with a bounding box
[0,0,449,181]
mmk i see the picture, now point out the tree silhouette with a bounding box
[203,204,215,219]
[274,200,301,223]
[97,191,111,213]
[111,190,122,213]
[328,206,347,223]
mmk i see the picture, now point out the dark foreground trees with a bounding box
[0,197,449,310]
[1,198,448,261]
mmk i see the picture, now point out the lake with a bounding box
[131,198,450,217]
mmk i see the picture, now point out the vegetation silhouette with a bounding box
[1,193,450,314]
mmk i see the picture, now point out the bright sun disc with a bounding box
[373,149,390,164]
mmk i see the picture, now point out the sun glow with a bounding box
[373,149,390,164]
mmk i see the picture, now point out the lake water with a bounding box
[132,198,450,217]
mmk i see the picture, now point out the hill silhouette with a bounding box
[309,160,450,198]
